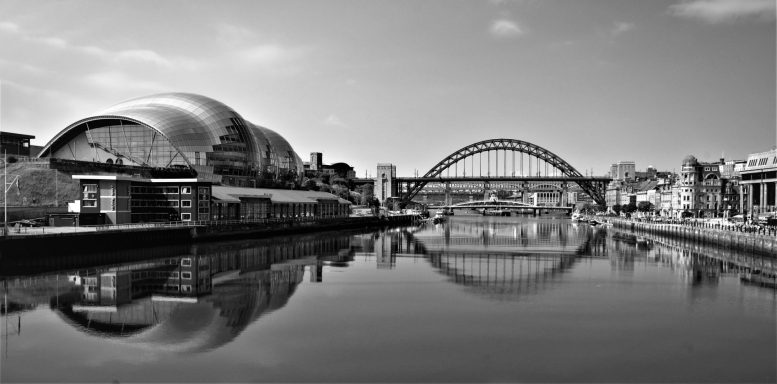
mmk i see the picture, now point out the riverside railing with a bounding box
[4,214,420,236]
[582,215,777,237]
[599,217,777,256]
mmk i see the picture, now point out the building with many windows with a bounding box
[675,155,725,218]
[740,149,777,219]
[72,174,213,224]
[609,161,636,181]
[39,93,304,187]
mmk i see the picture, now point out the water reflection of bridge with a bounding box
[356,218,607,299]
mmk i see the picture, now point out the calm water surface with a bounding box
[1,216,775,383]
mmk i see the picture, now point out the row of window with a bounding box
[131,271,193,280]
[130,200,192,208]
[747,157,777,167]
[131,186,192,195]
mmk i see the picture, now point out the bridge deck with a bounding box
[395,176,611,183]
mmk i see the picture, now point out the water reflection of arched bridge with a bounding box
[363,219,608,299]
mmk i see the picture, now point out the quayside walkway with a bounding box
[0,215,422,255]
[2,216,394,237]
[600,217,777,256]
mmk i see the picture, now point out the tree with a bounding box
[622,202,638,216]
[331,177,348,186]
[637,201,654,213]
[331,184,350,200]
[579,202,595,215]
[359,184,374,206]
[612,204,622,215]
[303,179,319,191]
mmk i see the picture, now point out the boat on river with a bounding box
[483,209,510,217]
[432,213,447,224]
[740,270,777,289]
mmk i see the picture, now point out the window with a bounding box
[181,213,191,221]
[181,272,192,280]
[181,285,192,293]
[181,258,192,267]
[181,200,192,208]
[181,186,192,194]
[82,184,98,207]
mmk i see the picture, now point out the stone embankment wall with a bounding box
[609,218,777,257]
[0,215,421,257]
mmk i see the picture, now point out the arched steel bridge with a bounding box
[395,138,610,206]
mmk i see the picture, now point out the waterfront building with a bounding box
[634,165,657,181]
[38,93,304,187]
[70,174,351,225]
[72,174,213,225]
[375,163,397,204]
[634,180,660,214]
[740,149,777,218]
[720,159,746,179]
[304,152,357,181]
[676,155,726,218]
[656,176,677,217]
[0,131,35,158]
[605,180,623,212]
[210,186,351,220]
[609,161,636,181]
[310,152,323,171]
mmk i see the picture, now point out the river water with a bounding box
[1,216,775,383]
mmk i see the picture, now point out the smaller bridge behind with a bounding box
[440,198,572,216]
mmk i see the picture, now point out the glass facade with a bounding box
[40,93,304,186]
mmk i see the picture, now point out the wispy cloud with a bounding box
[0,20,181,69]
[84,71,167,92]
[670,0,776,23]
[214,24,257,46]
[323,114,347,128]
[0,21,19,33]
[490,19,524,38]
[610,22,635,37]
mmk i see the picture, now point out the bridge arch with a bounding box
[401,138,607,205]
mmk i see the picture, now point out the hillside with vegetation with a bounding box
[1,161,80,207]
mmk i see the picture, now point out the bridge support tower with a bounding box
[375,163,398,206]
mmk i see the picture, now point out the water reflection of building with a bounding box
[44,233,355,352]
[73,256,212,311]
[606,228,776,290]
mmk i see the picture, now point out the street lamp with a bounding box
[3,150,20,236]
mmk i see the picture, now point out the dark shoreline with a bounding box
[0,215,420,269]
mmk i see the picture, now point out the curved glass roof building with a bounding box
[38,93,304,186]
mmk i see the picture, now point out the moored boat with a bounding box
[740,270,777,289]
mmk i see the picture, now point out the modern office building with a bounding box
[38,93,304,187]
[72,174,213,224]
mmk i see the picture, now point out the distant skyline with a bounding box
[1,0,775,177]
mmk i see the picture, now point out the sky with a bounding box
[0,0,774,177]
